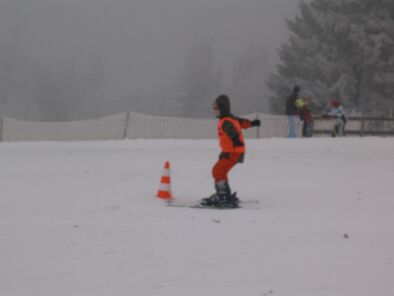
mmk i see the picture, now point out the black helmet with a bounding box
[213,94,231,118]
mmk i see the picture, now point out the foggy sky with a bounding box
[0,0,299,116]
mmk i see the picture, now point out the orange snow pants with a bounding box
[212,153,243,182]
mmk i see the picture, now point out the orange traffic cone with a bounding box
[156,161,173,200]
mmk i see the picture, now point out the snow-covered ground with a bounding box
[1,138,393,296]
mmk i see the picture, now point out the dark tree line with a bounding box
[268,0,394,115]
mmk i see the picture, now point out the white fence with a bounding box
[0,111,292,141]
[3,111,382,142]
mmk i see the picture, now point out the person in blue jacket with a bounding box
[285,86,300,138]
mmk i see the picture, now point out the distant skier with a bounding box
[200,95,260,208]
[323,99,347,137]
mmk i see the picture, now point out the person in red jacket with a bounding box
[295,96,313,137]
[201,94,260,208]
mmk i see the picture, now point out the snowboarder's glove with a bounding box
[232,136,244,147]
[250,119,261,127]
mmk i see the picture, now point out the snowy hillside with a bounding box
[0,138,393,296]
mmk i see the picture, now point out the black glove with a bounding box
[250,119,261,127]
[232,136,244,147]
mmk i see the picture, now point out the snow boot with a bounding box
[200,181,239,208]
[200,193,221,206]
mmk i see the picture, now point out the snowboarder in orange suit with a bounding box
[201,94,260,208]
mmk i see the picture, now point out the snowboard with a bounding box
[165,199,260,210]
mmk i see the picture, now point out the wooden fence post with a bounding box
[360,117,366,137]
[123,111,130,139]
[0,117,3,142]
[256,113,260,139]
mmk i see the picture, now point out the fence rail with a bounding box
[0,112,393,141]
[313,116,394,136]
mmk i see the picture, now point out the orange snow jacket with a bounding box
[218,116,251,153]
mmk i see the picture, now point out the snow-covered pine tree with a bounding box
[176,36,222,118]
[229,44,271,114]
[268,0,394,115]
